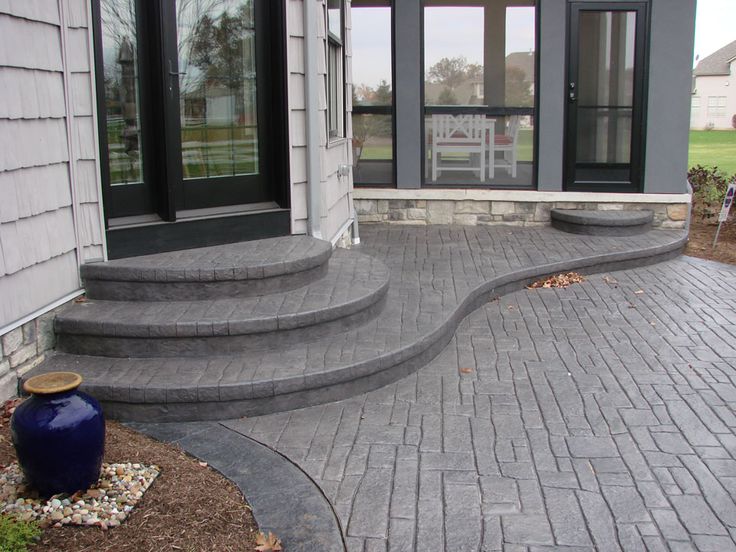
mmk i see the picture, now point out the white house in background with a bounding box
[691,40,736,130]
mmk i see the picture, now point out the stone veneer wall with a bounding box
[355,199,689,229]
[0,301,72,399]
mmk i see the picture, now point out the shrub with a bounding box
[688,165,735,222]
[0,515,40,552]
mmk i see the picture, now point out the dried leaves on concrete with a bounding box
[527,272,586,290]
[0,410,259,552]
[255,531,283,551]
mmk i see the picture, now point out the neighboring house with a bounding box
[691,39,736,130]
[0,0,696,399]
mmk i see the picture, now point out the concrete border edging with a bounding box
[129,421,347,552]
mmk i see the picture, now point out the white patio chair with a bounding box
[431,114,488,182]
[490,115,520,178]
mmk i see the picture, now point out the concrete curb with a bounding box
[129,421,347,552]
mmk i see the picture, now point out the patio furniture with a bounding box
[431,114,491,182]
[489,115,521,178]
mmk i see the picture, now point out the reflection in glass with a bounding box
[577,108,632,166]
[101,0,144,186]
[578,11,636,107]
[576,11,636,167]
[176,0,258,180]
[352,1,393,185]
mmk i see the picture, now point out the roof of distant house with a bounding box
[694,39,736,76]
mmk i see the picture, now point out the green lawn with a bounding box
[689,130,736,175]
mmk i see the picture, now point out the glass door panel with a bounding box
[176,0,259,181]
[173,0,268,210]
[566,3,647,192]
[95,0,284,225]
[99,0,155,217]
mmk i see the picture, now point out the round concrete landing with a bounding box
[551,209,654,236]
[81,235,333,301]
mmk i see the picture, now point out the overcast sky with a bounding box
[351,2,736,88]
[694,0,736,65]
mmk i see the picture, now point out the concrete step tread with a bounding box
[58,249,389,338]
[26,226,687,421]
[551,208,654,227]
[81,235,332,283]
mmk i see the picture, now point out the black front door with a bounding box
[95,0,285,220]
[565,2,648,192]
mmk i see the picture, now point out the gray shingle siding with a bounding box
[0,1,105,331]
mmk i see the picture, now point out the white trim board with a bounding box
[354,188,692,204]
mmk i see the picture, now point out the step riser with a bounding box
[91,322,454,422]
[551,219,653,236]
[56,293,387,358]
[83,263,329,301]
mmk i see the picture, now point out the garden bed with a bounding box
[686,217,736,266]
[0,411,259,552]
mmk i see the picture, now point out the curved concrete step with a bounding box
[82,235,334,301]
[57,249,390,357]
[27,227,688,422]
[551,209,654,236]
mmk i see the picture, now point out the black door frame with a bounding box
[564,1,649,193]
[92,0,290,224]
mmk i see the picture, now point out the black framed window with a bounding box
[351,0,394,186]
[327,0,345,140]
[422,0,537,188]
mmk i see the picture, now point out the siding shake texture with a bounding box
[0,0,103,329]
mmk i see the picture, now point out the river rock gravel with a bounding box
[0,462,159,529]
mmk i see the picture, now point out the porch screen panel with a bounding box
[176,0,259,180]
[351,0,394,186]
[575,10,635,179]
[423,0,536,188]
[100,0,145,186]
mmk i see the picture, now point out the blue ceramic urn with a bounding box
[11,372,105,497]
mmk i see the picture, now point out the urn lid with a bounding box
[23,372,83,395]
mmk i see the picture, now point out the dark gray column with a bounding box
[394,0,422,189]
[483,2,506,108]
[536,0,566,192]
[644,0,696,194]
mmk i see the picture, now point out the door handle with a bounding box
[168,59,186,77]
[569,82,576,102]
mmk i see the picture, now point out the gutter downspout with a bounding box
[304,0,323,240]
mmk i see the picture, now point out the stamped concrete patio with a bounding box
[134,225,736,552]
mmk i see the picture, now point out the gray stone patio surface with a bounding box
[35,225,686,420]
[159,253,736,552]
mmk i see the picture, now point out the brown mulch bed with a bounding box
[0,412,259,552]
[685,217,736,266]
